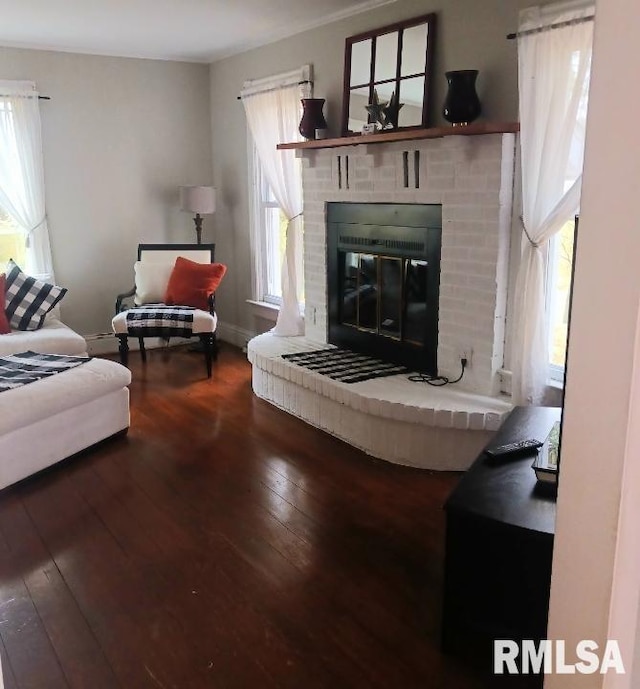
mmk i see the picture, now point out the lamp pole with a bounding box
[193,213,203,244]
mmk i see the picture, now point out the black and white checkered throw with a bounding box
[282,348,407,384]
[0,351,89,392]
[125,305,195,337]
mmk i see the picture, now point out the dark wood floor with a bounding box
[0,343,503,688]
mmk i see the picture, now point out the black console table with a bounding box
[442,406,560,672]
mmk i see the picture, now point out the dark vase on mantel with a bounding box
[443,70,481,126]
[299,98,328,140]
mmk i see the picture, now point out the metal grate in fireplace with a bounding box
[338,235,426,253]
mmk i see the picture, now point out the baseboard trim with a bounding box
[85,334,119,356]
[216,321,255,349]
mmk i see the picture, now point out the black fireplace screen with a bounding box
[327,203,442,374]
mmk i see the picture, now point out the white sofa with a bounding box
[0,313,131,491]
[0,313,88,357]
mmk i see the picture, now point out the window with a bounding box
[547,217,576,382]
[0,97,27,267]
[252,153,305,305]
[508,3,593,402]
[0,80,53,278]
[0,207,26,267]
[545,47,591,382]
[244,66,308,311]
[251,148,289,304]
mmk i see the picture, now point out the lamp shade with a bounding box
[179,186,216,214]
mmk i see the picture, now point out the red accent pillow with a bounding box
[0,274,11,334]
[164,257,227,310]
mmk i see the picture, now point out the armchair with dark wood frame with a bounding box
[112,243,219,377]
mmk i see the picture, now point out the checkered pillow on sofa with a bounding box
[4,260,67,330]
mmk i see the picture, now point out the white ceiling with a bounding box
[0,0,397,63]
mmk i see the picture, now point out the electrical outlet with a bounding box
[458,346,473,367]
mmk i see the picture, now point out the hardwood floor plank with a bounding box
[0,345,501,688]
[0,624,18,689]
[106,387,475,687]
[0,493,118,689]
[126,396,446,651]
[66,459,281,689]
[21,471,215,689]
[0,508,69,689]
[85,428,338,682]
[116,351,493,688]
[100,438,376,688]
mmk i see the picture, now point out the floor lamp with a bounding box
[180,186,216,244]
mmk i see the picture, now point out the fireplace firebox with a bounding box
[327,203,442,374]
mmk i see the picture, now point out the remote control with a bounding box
[485,438,543,459]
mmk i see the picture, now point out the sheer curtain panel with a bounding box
[0,80,53,279]
[242,71,308,336]
[511,2,594,404]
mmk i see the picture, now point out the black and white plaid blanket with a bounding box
[0,351,89,392]
[125,305,195,337]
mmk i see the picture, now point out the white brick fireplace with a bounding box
[248,131,516,469]
[303,133,515,396]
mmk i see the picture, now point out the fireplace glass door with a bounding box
[341,252,417,341]
[327,202,441,374]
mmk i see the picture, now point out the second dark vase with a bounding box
[299,98,328,140]
[443,70,481,126]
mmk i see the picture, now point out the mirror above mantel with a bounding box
[341,13,437,136]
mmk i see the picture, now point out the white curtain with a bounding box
[242,83,304,336]
[511,2,594,404]
[0,80,53,279]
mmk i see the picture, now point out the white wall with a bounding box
[546,0,640,685]
[208,0,554,340]
[0,47,213,338]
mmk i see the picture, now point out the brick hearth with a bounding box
[249,132,517,469]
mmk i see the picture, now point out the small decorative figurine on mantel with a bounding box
[383,90,404,129]
[365,88,387,130]
[365,88,404,131]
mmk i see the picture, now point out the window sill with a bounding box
[246,299,279,322]
[547,377,564,390]
[498,368,565,396]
